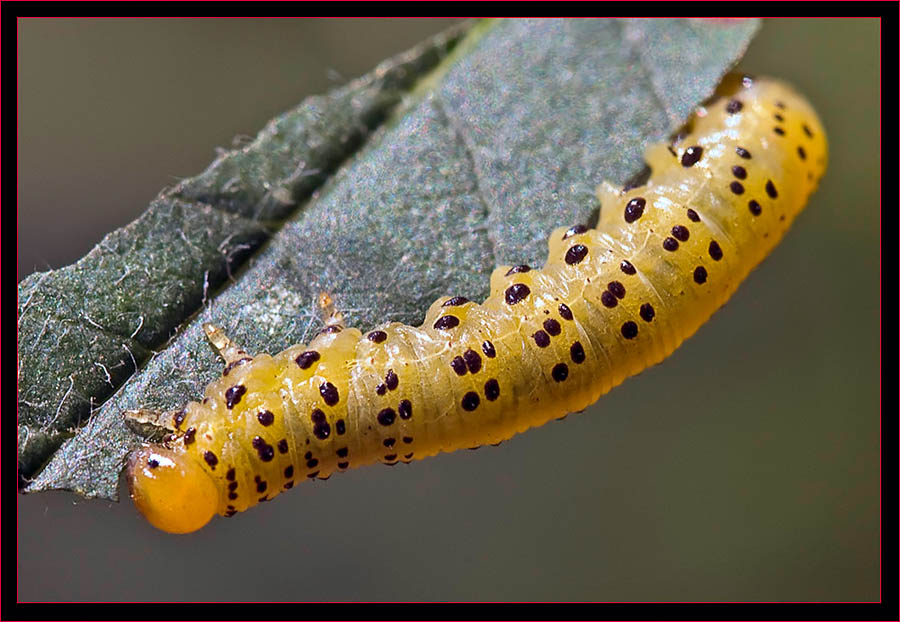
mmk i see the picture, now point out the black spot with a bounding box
[749,199,762,216]
[766,180,778,198]
[484,379,500,401]
[321,325,342,334]
[433,315,460,330]
[463,349,482,373]
[621,321,639,339]
[563,224,588,239]
[404,453,414,460]
[542,319,561,337]
[730,181,745,195]
[797,146,807,160]
[639,303,655,322]
[398,399,413,420]
[277,439,288,454]
[255,478,268,494]
[225,385,246,409]
[257,410,274,426]
[570,342,586,364]
[251,437,274,462]
[619,260,636,275]
[223,357,252,377]
[284,465,294,479]
[565,245,588,265]
[183,427,196,446]
[283,481,294,490]
[551,363,569,382]
[227,481,238,492]
[671,225,690,242]
[337,461,349,470]
[306,458,319,468]
[558,303,574,320]
[803,124,813,138]
[450,356,467,376]
[204,451,218,468]
[336,419,346,435]
[694,266,708,284]
[600,291,618,308]
[726,99,743,114]
[505,265,531,275]
[226,468,236,481]
[776,101,786,109]
[172,410,186,429]
[295,350,320,369]
[376,383,387,396]
[505,284,531,305]
[709,240,723,261]
[377,408,396,426]
[607,281,626,300]
[305,451,313,460]
[228,492,237,501]
[443,296,470,306]
[774,113,784,122]
[532,330,551,348]
[307,472,320,479]
[385,369,398,391]
[686,209,700,222]
[663,237,679,252]
[624,197,646,223]
[736,146,752,159]
[732,165,747,180]
[319,382,339,406]
[310,409,325,425]
[482,340,497,358]
[313,422,331,440]
[403,436,413,444]
[367,330,387,343]
[461,392,480,411]
[680,146,703,167]
[147,458,159,469]
[336,447,349,458]
[774,127,785,136]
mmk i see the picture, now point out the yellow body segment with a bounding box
[127,76,827,533]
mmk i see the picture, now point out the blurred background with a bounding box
[17,19,879,601]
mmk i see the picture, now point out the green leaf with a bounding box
[19,18,759,500]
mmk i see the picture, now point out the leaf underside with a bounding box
[18,18,760,500]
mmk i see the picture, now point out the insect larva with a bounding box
[126,75,827,534]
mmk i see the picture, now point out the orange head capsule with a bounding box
[127,445,220,534]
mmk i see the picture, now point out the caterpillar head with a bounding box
[127,445,219,534]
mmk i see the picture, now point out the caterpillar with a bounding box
[125,75,827,534]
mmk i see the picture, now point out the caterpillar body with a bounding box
[126,75,827,534]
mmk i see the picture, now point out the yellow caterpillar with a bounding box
[126,75,827,534]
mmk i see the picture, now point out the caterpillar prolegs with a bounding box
[126,75,827,534]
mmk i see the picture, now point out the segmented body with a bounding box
[127,76,827,533]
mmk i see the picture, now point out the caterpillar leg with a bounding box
[317,291,346,334]
[124,407,181,440]
[643,142,679,173]
[595,180,622,210]
[202,323,252,368]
